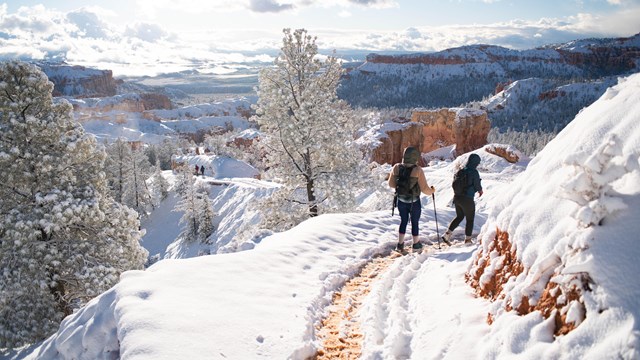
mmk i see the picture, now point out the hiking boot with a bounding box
[464,236,473,244]
[412,242,423,250]
[396,242,405,251]
[441,230,452,246]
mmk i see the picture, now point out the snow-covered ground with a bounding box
[5,138,525,360]
[67,96,256,144]
[4,73,640,359]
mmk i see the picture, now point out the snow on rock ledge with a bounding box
[467,73,640,358]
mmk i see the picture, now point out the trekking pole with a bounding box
[432,192,441,249]
[392,194,397,216]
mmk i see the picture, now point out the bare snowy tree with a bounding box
[253,28,369,230]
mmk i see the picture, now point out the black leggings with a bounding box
[448,196,475,236]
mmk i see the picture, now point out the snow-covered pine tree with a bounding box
[204,132,242,159]
[151,160,170,204]
[197,184,215,244]
[174,169,199,242]
[173,167,215,244]
[105,138,132,203]
[253,28,368,230]
[148,138,180,170]
[123,147,154,215]
[0,61,148,348]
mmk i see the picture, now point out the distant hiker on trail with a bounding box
[442,153,483,245]
[388,146,436,252]
[200,165,205,176]
[195,164,199,175]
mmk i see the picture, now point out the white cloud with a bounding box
[315,5,640,51]
[248,0,295,12]
[0,5,73,35]
[345,0,398,8]
[404,27,421,39]
[565,8,640,36]
[135,0,247,18]
[134,0,397,16]
[66,8,113,39]
[124,22,170,42]
[338,10,352,17]
[0,3,638,77]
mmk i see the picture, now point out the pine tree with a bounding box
[0,61,148,348]
[151,139,179,170]
[174,170,199,242]
[123,147,153,215]
[197,184,215,244]
[151,161,170,204]
[253,28,368,230]
[105,138,132,203]
[173,167,216,244]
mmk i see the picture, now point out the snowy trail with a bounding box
[316,247,442,359]
[315,255,396,359]
[314,241,490,360]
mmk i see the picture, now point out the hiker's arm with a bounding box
[388,165,397,188]
[473,171,483,195]
[417,168,435,195]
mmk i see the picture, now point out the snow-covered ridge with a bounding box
[365,33,640,67]
[340,33,640,109]
[479,76,619,132]
[551,33,640,52]
[469,73,640,358]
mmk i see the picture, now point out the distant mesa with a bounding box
[364,33,640,75]
[341,33,640,111]
[38,62,118,98]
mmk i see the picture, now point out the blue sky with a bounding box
[3,0,637,30]
[1,0,639,75]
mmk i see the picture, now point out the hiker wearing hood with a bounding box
[388,147,435,251]
[442,153,483,245]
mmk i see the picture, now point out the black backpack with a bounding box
[452,168,470,196]
[396,165,419,197]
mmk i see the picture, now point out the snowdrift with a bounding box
[468,73,640,358]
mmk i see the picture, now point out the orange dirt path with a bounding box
[314,253,401,359]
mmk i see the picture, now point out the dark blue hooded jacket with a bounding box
[462,153,482,198]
